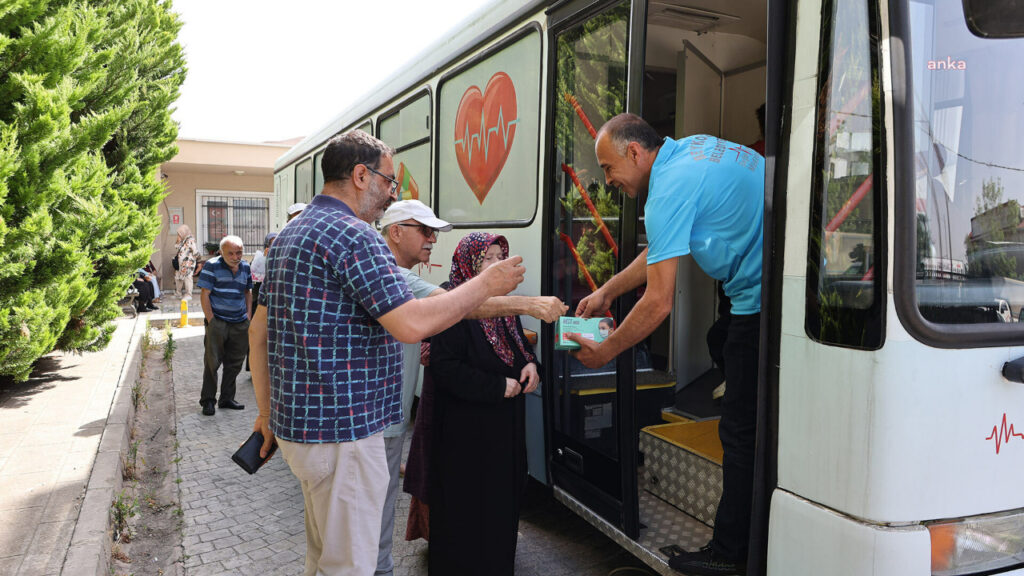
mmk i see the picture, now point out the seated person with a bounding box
[143,260,161,302]
[132,268,158,312]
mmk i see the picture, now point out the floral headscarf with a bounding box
[449,232,535,367]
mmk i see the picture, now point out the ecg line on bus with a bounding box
[455,107,519,165]
[985,413,1024,454]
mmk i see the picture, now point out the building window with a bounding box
[197,191,272,254]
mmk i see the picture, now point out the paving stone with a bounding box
[211,534,243,550]
[198,527,232,543]
[199,546,237,564]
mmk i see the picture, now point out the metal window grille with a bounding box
[199,195,270,254]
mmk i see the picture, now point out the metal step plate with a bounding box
[554,485,713,576]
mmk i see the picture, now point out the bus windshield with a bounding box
[909,0,1024,326]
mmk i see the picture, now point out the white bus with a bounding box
[273,0,1024,574]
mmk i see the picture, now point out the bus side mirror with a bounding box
[1002,355,1024,384]
[963,0,1024,38]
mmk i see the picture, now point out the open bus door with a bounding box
[542,0,648,538]
[542,0,779,572]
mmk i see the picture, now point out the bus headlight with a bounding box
[929,509,1024,575]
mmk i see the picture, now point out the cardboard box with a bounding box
[555,316,613,350]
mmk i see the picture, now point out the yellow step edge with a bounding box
[642,420,723,465]
[570,381,675,396]
[660,409,694,424]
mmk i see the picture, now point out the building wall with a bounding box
[155,171,273,290]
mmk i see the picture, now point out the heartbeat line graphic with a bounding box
[454,106,518,165]
[985,413,1024,454]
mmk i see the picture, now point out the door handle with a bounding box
[1003,355,1024,383]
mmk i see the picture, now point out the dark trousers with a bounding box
[706,283,732,372]
[201,317,249,404]
[711,312,760,562]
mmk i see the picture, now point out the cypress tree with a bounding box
[0,0,185,379]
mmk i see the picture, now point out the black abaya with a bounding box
[427,317,536,576]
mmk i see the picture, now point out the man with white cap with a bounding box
[374,199,567,576]
[286,202,306,222]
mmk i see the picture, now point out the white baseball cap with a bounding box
[287,203,307,217]
[379,200,452,232]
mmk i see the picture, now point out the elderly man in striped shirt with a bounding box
[197,235,252,416]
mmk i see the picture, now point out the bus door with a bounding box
[543,0,647,537]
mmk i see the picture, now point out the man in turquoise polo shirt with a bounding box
[572,113,763,576]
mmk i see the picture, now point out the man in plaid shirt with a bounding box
[248,130,524,576]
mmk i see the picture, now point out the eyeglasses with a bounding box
[397,223,439,238]
[361,164,400,196]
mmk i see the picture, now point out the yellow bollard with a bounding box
[179,298,188,328]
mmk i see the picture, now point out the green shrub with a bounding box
[0,0,186,379]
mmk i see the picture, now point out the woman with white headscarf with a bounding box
[174,225,201,300]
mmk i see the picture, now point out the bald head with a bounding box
[596,113,663,156]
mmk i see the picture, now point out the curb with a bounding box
[61,317,144,576]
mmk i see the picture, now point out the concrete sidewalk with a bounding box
[0,314,142,575]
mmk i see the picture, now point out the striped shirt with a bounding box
[260,194,413,443]
[196,256,252,323]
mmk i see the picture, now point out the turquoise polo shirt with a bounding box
[645,135,764,315]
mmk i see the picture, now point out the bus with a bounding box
[272,0,1024,574]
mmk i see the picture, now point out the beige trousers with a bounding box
[174,274,194,299]
[279,433,389,576]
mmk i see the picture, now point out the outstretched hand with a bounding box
[575,288,612,319]
[481,255,525,296]
[567,333,608,369]
[531,297,568,323]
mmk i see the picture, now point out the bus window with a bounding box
[379,93,432,205]
[907,0,1024,332]
[437,28,541,225]
[295,158,313,205]
[275,168,293,231]
[805,0,884,349]
[314,151,324,197]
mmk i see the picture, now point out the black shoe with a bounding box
[218,399,245,410]
[201,400,215,416]
[668,545,743,576]
[145,304,158,311]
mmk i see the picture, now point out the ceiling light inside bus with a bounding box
[649,3,739,33]
[928,508,1024,575]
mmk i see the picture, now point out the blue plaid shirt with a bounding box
[260,194,413,443]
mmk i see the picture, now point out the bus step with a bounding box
[660,407,695,423]
[640,420,723,527]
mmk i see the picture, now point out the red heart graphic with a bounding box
[454,72,518,204]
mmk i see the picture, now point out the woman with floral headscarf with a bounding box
[427,232,539,576]
[174,225,201,300]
